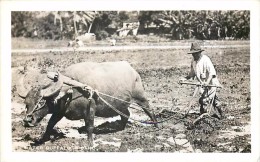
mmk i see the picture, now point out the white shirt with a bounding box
[188,54,221,87]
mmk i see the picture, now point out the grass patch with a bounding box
[12,36,250,49]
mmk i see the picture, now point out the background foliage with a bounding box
[11,11,250,40]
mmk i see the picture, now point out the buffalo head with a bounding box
[23,86,49,127]
[17,70,63,127]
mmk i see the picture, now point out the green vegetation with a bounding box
[11,11,250,40]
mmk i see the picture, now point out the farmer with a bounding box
[179,42,223,119]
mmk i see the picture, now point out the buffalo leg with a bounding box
[37,113,64,144]
[119,109,130,130]
[84,98,96,147]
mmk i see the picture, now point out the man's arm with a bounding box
[204,55,217,85]
[204,74,213,85]
[181,71,194,81]
[179,64,195,83]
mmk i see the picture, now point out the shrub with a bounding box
[38,57,54,68]
[95,30,109,40]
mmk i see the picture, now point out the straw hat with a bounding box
[187,42,204,54]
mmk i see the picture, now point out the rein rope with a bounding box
[63,83,189,125]
[27,95,45,116]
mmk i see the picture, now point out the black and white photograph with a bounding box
[1,1,260,162]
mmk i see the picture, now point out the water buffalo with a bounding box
[17,61,157,146]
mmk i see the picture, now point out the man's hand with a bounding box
[202,81,209,86]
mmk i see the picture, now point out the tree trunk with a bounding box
[60,18,63,32]
[73,12,78,37]
[88,22,93,33]
[74,20,78,37]
[54,12,63,32]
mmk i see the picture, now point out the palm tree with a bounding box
[72,11,97,36]
[156,11,193,39]
[53,11,97,38]
[53,11,63,32]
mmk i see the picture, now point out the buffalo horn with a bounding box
[17,73,30,98]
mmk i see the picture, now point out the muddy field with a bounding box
[11,40,250,152]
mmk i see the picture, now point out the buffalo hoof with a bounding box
[77,121,124,135]
[32,133,52,146]
[93,121,123,134]
[78,126,88,134]
[31,138,46,146]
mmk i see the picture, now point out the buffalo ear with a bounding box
[93,91,99,103]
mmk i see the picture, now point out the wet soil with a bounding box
[11,42,250,152]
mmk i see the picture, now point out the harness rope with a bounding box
[28,79,200,127]
[68,83,219,126]
[51,74,215,126]
[61,83,188,125]
[27,95,45,116]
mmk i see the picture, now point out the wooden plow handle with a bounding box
[179,81,222,89]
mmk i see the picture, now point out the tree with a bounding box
[155,11,194,39]
[11,12,33,37]
[53,11,97,38]
[11,11,250,40]
[53,11,64,32]
[72,11,97,36]
[92,12,112,32]
[138,11,160,28]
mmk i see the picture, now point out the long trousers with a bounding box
[199,87,223,119]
